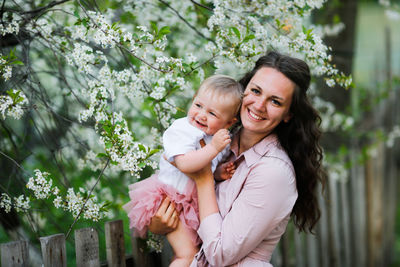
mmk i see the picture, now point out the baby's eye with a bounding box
[209,111,217,117]
[250,88,261,94]
[195,103,202,108]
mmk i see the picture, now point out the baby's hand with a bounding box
[211,129,231,152]
[219,161,236,180]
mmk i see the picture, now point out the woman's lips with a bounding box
[248,109,264,121]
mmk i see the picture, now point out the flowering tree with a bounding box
[1,0,355,243]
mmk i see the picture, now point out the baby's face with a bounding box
[187,90,238,135]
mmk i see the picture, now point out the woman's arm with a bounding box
[187,159,297,266]
[185,162,219,220]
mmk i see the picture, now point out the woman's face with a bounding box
[240,67,295,138]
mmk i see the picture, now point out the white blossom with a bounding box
[0,193,12,213]
[14,195,30,212]
[0,90,28,120]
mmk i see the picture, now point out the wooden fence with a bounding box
[1,152,399,267]
[0,220,142,267]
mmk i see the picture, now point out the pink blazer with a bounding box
[190,133,298,267]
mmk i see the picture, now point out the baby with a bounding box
[124,75,242,267]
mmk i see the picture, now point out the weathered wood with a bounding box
[329,177,340,267]
[0,240,29,267]
[293,230,305,267]
[75,227,100,267]
[350,150,367,267]
[105,220,126,267]
[365,142,384,267]
[306,230,318,267]
[131,235,147,267]
[340,179,351,267]
[317,186,329,267]
[40,233,67,267]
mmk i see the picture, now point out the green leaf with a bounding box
[159,26,171,36]
[82,18,88,27]
[96,153,108,158]
[148,149,159,157]
[138,144,146,152]
[150,21,158,34]
[230,27,241,39]
[243,34,255,43]
[12,60,24,66]
[138,162,146,168]
[105,142,113,149]
[74,9,80,19]
[120,12,136,23]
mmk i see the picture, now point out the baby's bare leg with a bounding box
[167,220,198,267]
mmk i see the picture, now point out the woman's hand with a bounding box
[148,197,179,235]
[184,162,213,186]
[183,138,214,185]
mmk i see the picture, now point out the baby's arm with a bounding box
[174,129,231,173]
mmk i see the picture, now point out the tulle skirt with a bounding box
[123,172,201,245]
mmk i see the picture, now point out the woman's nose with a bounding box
[253,97,267,111]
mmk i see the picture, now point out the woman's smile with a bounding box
[247,108,265,121]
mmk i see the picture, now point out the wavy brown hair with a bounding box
[239,51,325,233]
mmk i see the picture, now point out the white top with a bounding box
[158,117,230,193]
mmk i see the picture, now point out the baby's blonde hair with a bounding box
[195,74,243,116]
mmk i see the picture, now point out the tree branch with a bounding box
[66,158,110,239]
[158,0,215,43]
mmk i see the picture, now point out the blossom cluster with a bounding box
[0,55,12,81]
[201,0,352,88]
[0,89,28,120]
[24,169,107,221]
[0,193,30,213]
[0,13,20,36]
[313,96,354,132]
[147,232,163,253]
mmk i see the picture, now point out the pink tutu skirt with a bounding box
[123,172,201,245]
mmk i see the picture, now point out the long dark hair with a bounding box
[239,51,325,233]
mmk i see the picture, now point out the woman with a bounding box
[149,51,324,266]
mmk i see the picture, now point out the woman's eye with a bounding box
[250,88,261,94]
[272,99,282,106]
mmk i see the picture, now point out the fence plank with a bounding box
[75,227,100,267]
[105,220,126,267]
[0,240,29,267]
[350,151,367,267]
[306,230,318,267]
[365,142,384,267]
[340,180,351,267]
[40,233,67,267]
[317,186,328,267]
[294,230,305,267]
